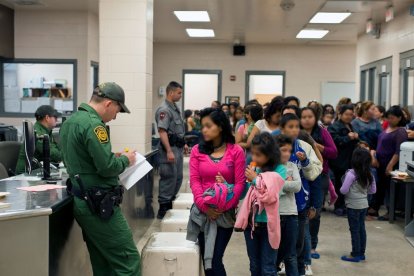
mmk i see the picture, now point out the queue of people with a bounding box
[184,93,412,276]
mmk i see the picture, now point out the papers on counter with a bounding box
[119,152,153,190]
[1,175,42,182]
[17,184,66,192]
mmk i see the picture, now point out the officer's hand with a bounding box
[167,150,175,163]
[123,151,137,166]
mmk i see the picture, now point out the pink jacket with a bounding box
[190,144,246,213]
[235,171,284,249]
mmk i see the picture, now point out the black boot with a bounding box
[167,201,173,210]
[157,203,169,219]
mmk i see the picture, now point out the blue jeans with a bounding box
[347,208,367,257]
[198,226,233,276]
[296,210,309,275]
[304,222,311,265]
[244,225,278,276]
[277,215,299,276]
[309,175,323,209]
[310,173,329,250]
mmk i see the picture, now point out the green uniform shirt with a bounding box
[15,121,62,175]
[59,103,129,190]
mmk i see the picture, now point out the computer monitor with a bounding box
[23,121,60,181]
[23,120,35,174]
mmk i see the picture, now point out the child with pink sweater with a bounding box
[235,132,285,276]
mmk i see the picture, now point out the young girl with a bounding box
[275,134,301,276]
[235,132,286,276]
[279,113,322,276]
[189,108,246,275]
[340,148,377,262]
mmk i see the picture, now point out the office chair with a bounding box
[0,163,8,180]
[0,141,22,176]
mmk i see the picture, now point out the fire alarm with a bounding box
[230,75,236,81]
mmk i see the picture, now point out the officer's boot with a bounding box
[157,203,169,219]
[167,201,173,210]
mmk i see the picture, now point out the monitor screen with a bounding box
[23,120,35,174]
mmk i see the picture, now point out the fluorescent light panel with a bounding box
[296,29,329,39]
[186,29,215,38]
[174,11,210,22]
[310,12,351,24]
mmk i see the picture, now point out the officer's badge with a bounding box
[159,112,166,120]
[94,126,109,143]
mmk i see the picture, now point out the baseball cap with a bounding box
[35,105,62,119]
[93,82,130,113]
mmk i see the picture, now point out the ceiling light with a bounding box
[310,12,351,24]
[296,29,329,39]
[186,29,215,38]
[174,11,210,22]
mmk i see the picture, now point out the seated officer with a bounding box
[15,105,62,174]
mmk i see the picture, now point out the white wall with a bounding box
[153,43,356,113]
[356,11,414,105]
[1,10,99,125]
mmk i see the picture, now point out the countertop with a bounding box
[0,175,71,221]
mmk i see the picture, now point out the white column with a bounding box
[99,0,153,154]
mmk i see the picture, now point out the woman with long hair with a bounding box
[246,97,284,147]
[368,106,408,219]
[189,108,246,275]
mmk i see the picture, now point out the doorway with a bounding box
[245,71,285,105]
[182,70,222,111]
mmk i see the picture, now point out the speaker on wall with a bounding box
[233,45,245,56]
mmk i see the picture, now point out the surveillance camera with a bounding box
[280,0,295,11]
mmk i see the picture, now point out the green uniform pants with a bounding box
[73,197,141,276]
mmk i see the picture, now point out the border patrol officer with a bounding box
[15,105,62,174]
[155,81,187,219]
[60,82,140,275]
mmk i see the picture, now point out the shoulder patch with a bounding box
[94,126,109,143]
[159,112,166,120]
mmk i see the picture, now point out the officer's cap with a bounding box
[93,82,130,113]
[35,105,61,120]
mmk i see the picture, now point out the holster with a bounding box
[68,176,124,220]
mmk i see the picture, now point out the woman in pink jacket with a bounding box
[190,108,246,276]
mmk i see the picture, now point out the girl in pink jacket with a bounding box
[235,132,285,276]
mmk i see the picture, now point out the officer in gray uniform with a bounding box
[155,81,187,219]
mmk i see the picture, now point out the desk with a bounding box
[0,150,159,276]
[389,177,414,246]
[0,176,71,276]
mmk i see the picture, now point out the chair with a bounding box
[0,163,8,180]
[0,141,22,176]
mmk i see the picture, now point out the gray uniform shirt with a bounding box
[155,100,185,138]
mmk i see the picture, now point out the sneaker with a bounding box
[334,208,344,216]
[311,249,320,259]
[305,265,313,276]
[278,262,286,275]
[341,255,360,263]
[359,255,366,261]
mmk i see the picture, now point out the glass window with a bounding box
[1,60,77,116]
